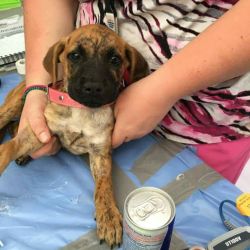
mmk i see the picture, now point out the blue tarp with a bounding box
[0,73,248,250]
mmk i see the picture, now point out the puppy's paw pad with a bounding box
[15,155,32,166]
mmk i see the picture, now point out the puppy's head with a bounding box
[43,24,149,108]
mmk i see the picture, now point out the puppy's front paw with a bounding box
[96,202,122,248]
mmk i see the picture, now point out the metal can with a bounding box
[123,187,176,250]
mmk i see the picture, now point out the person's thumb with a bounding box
[29,114,51,143]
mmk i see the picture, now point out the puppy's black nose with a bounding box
[82,82,103,95]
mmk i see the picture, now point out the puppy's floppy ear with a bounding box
[43,38,66,83]
[125,44,150,83]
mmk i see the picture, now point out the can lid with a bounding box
[126,188,173,230]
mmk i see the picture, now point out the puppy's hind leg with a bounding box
[0,125,42,175]
[0,82,25,130]
[0,82,33,167]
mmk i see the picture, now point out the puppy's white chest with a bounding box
[44,104,114,154]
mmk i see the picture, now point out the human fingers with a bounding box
[24,91,51,143]
[112,123,127,148]
[30,136,61,159]
[18,91,55,158]
[112,78,172,148]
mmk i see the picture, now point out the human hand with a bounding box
[18,90,61,158]
[112,74,176,148]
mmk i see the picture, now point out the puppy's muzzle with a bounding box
[68,82,119,108]
[82,81,104,95]
[68,60,121,108]
[68,78,120,108]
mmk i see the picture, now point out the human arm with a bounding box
[20,0,78,158]
[112,0,250,148]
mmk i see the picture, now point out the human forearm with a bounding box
[150,0,250,104]
[112,0,250,147]
[23,0,78,86]
[19,0,78,157]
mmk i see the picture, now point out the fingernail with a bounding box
[39,132,49,143]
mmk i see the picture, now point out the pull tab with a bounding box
[104,12,118,33]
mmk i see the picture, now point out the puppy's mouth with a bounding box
[77,99,108,108]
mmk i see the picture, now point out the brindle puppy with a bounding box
[0,24,149,247]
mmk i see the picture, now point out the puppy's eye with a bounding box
[110,55,121,67]
[68,52,81,62]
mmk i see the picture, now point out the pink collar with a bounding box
[48,70,130,109]
[48,87,86,109]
